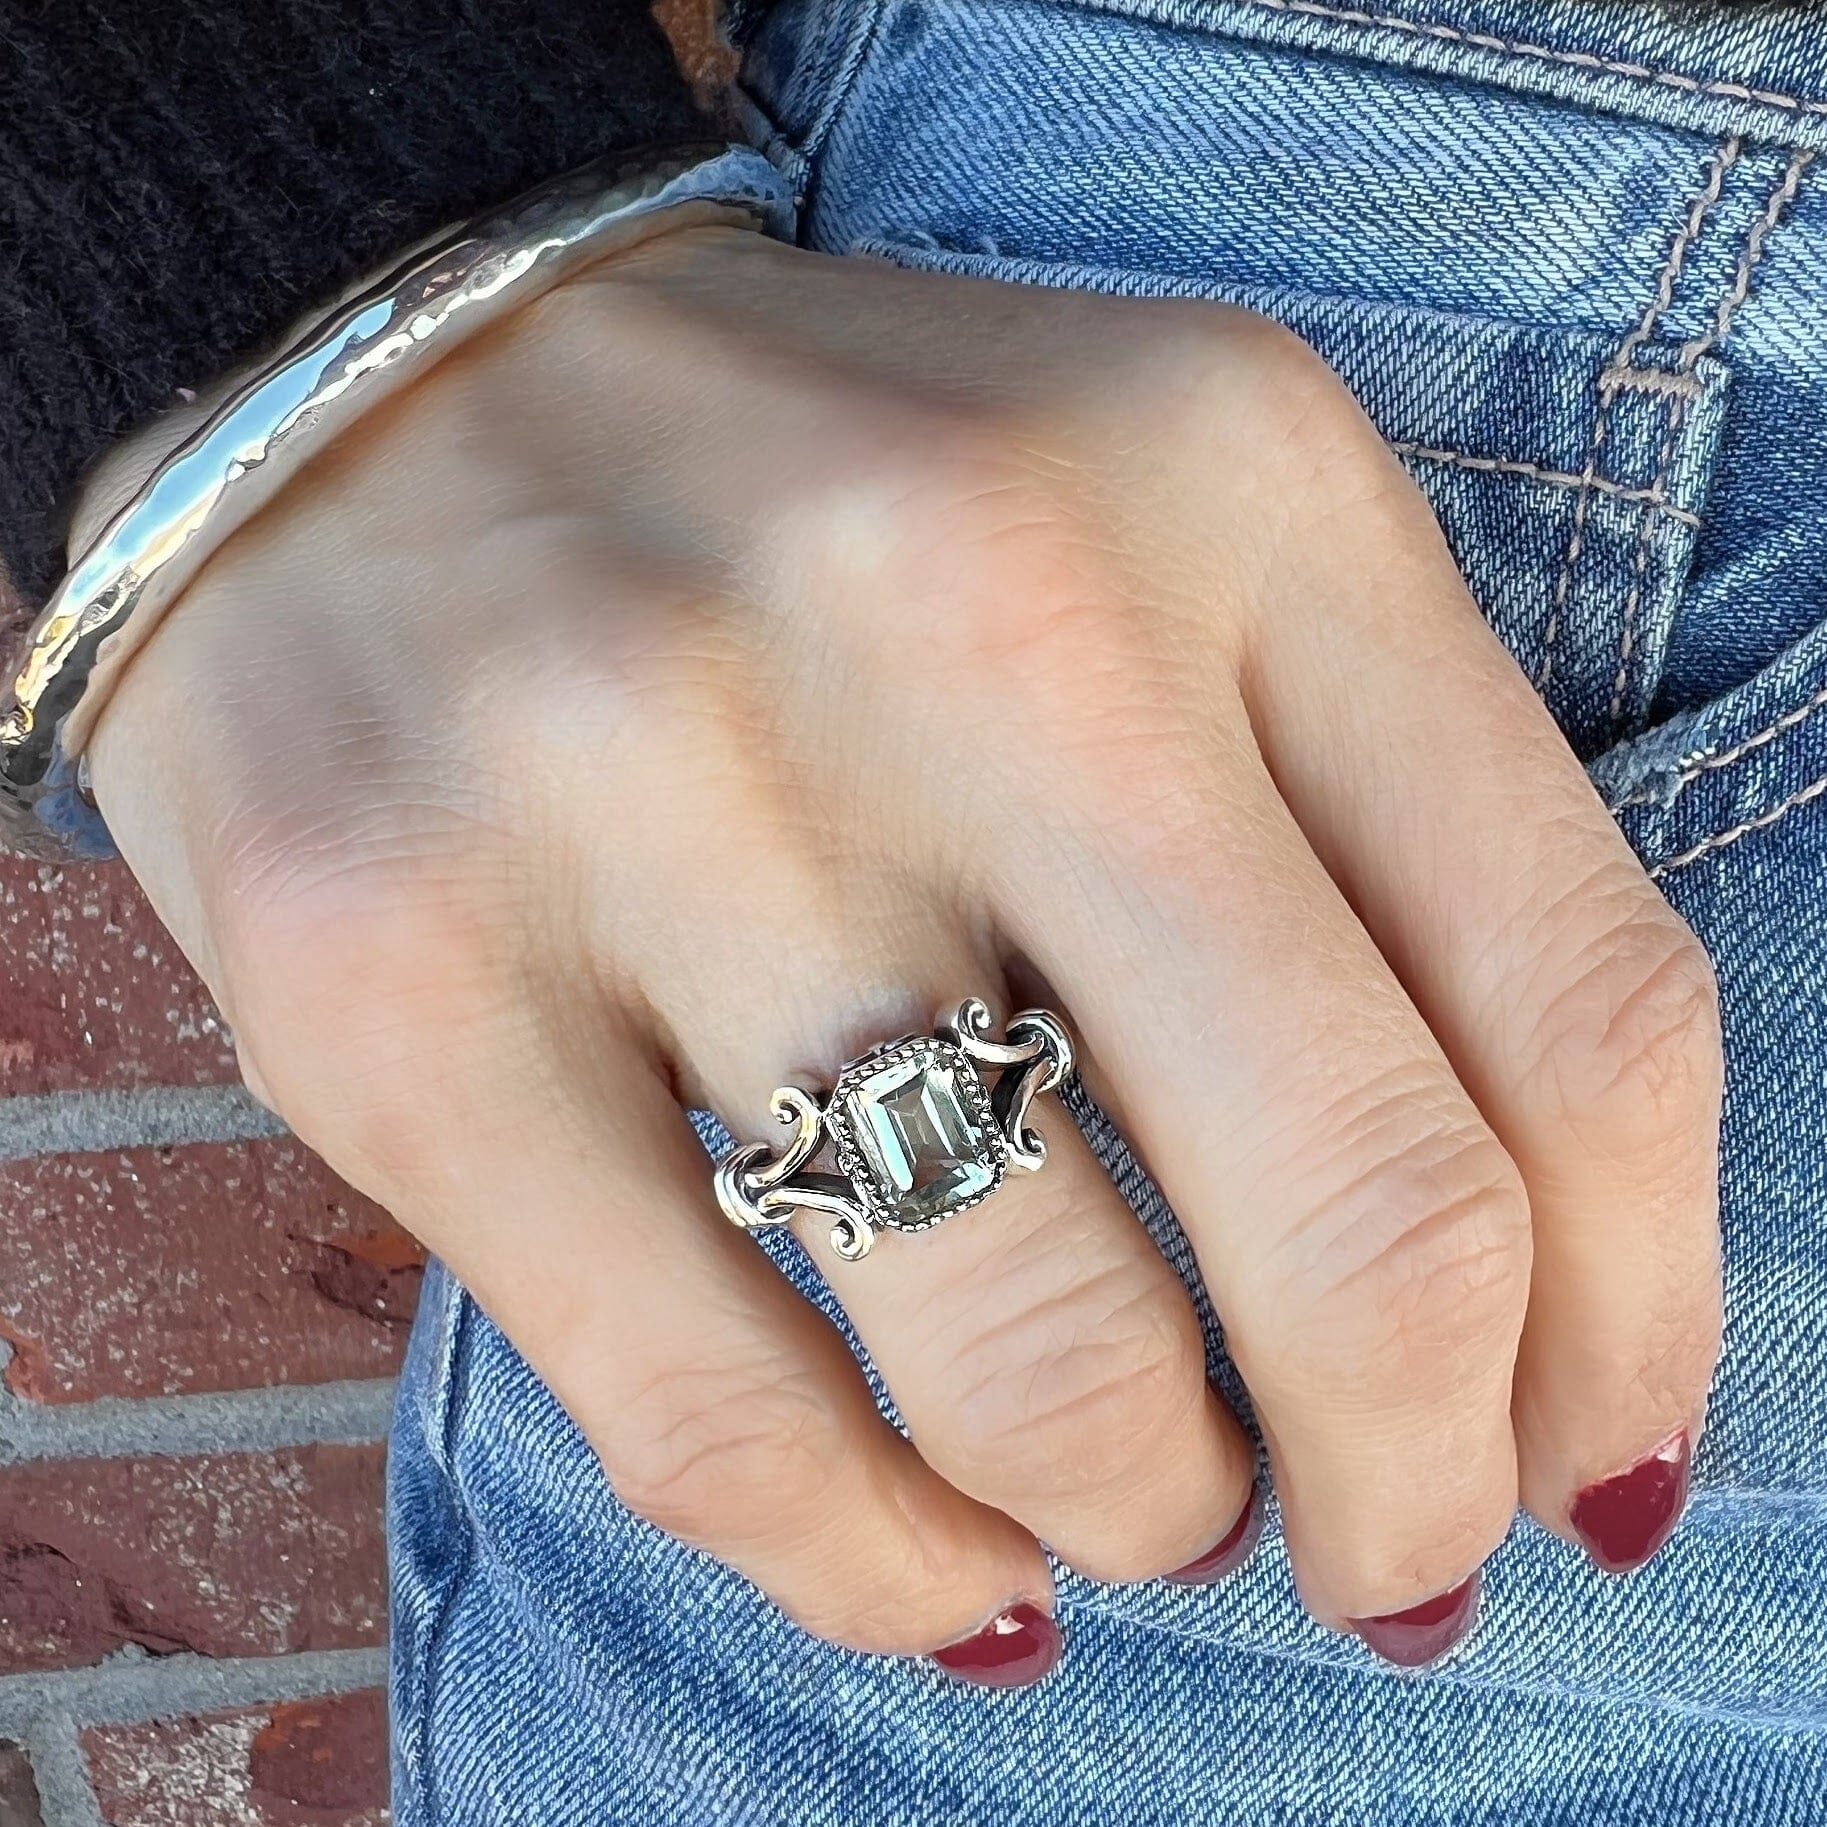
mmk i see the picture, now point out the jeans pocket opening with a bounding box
[1602,612,1827,883]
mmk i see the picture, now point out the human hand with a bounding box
[81,222,1722,1683]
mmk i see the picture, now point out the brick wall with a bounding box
[0,10,732,1819]
[1,855,413,1824]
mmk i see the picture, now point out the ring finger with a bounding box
[659,879,1261,1592]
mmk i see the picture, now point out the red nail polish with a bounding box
[1165,1483,1265,1585]
[930,1603,1062,1689]
[1350,1572,1481,1669]
[1570,1429,1691,1575]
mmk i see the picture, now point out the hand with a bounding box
[83,222,1722,1678]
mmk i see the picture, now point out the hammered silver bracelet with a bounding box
[0,141,795,860]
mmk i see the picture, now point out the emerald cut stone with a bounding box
[841,1045,1001,1227]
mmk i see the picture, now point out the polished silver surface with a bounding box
[0,142,796,858]
[715,998,1076,1261]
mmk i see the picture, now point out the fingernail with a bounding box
[1570,1429,1691,1575]
[1165,1482,1265,1585]
[1350,1571,1481,1669]
[929,1603,1062,1689]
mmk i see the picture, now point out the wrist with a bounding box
[5,145,796,861]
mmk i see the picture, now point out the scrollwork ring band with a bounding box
[714,998,1076,1262]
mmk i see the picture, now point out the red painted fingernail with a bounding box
[1570,1429,1691,1575]
[1350,1571,1481,1669]
[929,1603,1062,1689]
[1165,1483,1265,1585]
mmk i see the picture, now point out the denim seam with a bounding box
[1650,767,1827,878]
[1616,142,1742,368]
[409,1288,479,1827]
[1609,402,1689,732]
[1610,148,1814,735]
[797,0,892,173]
[732,0,889,219]
[1672,684,1827,789]
[1537,138,1739,695]
[1391,442,1701,525]
[1225,0,1827,120]
[1528,371,1604,685]
[1604,367,1704,400]
[412,1534,475,1827]
[1677,147,1817,367]
[1597,137,1746,727]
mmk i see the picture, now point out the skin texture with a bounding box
[81,224,1724,1669]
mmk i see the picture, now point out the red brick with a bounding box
[0,1138,422,1403]
[85,1692,388,1826]
[0,1743,44,1827]
[0,855,237,1096]
[0,1445,385,1673]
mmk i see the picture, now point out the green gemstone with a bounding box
[847,1052,997,1225]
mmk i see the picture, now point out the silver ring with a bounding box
[715,997,1076,1262]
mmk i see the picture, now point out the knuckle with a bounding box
[789,410,1145,707]
[780,401,1244,860]
[930,1260,1207,1498]
[609,1362,846,1550]
[777,1527,985,1657]
[1158,306,1382,486]
[1247,1082,1533,1385]
[1521,884,1723,1165]
[428,545,759,857]
[898,448,1127,678]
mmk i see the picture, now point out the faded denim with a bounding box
[390,2,1827,1820]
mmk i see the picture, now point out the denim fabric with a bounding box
[390,3,1827,1820]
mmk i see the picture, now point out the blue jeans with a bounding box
[389,2,1827,1819]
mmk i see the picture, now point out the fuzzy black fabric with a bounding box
[0,0,706,608]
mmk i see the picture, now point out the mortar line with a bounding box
[13,1716,107,1827]
[0,1083,287,1163]
[0,1647,389,1735]
[0,1372,396,1463]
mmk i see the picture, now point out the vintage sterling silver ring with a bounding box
[714,998,1076,1262]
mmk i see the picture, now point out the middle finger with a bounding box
[1002,710,1533,1659]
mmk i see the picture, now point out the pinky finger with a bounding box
[358,1036,1060,1683]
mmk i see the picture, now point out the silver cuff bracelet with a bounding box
[0,141,796,859]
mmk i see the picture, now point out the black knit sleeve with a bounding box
[0,0,709,611]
